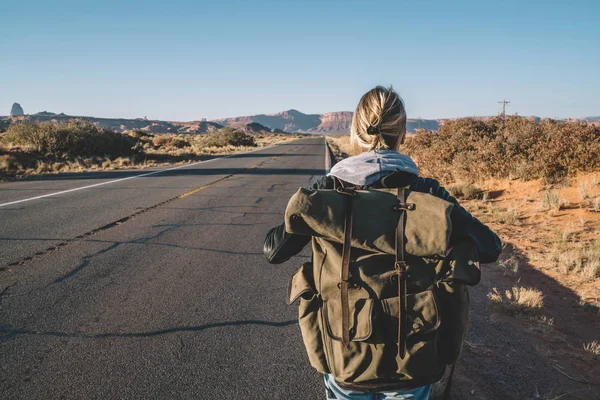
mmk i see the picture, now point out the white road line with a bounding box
[0,143,285,209]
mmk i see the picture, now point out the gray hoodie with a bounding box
[327,149,419,187]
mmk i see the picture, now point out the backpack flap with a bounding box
[285,188,453,258]
[288,262,316,304]
[438,240,481,286]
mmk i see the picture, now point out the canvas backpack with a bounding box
[285,185,481,392]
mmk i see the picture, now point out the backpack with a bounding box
[285,186,481,392]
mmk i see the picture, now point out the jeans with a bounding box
[324,375,431,400]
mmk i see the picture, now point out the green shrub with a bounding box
[402,117,600,183]
[202,127,256,148]
[1,120,140,158]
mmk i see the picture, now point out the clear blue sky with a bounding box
[1,0,599,120]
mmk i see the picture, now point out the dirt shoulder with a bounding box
[453,176,599,399]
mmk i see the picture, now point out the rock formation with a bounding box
[10,103,24,116]
[214,109,440,134]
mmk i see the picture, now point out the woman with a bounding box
[264,86,501,399]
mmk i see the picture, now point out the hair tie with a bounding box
[366,125,381,136]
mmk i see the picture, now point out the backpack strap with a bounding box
[338,186,356,346]
[394,188,415,359]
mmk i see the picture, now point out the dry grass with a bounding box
[448,182,484,200]
[326,135,352,160]
[480,206,522,225]
[578,175,600,211]
[583,341,600,359]
[579,175,598,200]
[548,236,600,280]
[540,190,565,213]
[488,286,544,314]
[497,255,520,277]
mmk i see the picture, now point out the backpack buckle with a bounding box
[395,261,407,270]
[393,201,416,211]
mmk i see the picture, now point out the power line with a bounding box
[498,99,510,119]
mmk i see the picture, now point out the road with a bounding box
[0,137,326,399]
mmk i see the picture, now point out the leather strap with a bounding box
[340,189,354,346]
[395,188,408,359]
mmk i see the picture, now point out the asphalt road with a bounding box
[0,137,327,399]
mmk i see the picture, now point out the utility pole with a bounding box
[498,99,510,119]
[417,117,421,129]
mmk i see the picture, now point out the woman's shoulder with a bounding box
[410,177,458,205]
[310,175,336,190]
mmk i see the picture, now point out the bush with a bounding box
[203,127,256,148]
[152,135,190,149]
[488,286,544,314]
[403,117,600,183]
[1,120,140,158]
[448,182,483,200]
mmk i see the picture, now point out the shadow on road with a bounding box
[2,167,325,183]
[0,319,297,339]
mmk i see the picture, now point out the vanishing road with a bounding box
[0,137,327,399]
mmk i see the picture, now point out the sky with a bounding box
[1,0,599,121]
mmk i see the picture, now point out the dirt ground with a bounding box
[452,176,599,399]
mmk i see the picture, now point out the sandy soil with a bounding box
[452,176,599,399]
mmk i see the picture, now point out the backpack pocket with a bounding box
[323,298,375,342]
[321,292,445,385]
[380,289,441,338]
[288,262,330,374]
[379,289,444,380]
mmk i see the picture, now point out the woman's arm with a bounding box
[263,176,335,264]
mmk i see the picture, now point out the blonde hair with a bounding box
[350,86,407,155]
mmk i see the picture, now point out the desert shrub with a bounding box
[584,341,600,359]
[488,286,544,314]
[1,120,140,158]
[448,182,483,200]
[540,190,563,212]
[497,255,520,277]
[202,127,256,148]
[481,206,521,225]
[152,135,190,149]
[403,117,600,183]
[552,245,600,280]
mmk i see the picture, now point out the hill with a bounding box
[2,112,224,134]
[213,109,440,134]
[3,105,598,135]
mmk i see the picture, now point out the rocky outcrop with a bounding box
[215,109,440,134]
[316,112,353,133]
[10,103,24,116]
[1,108,444,134]
[238,122,274,134]
[214,109,320,133]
